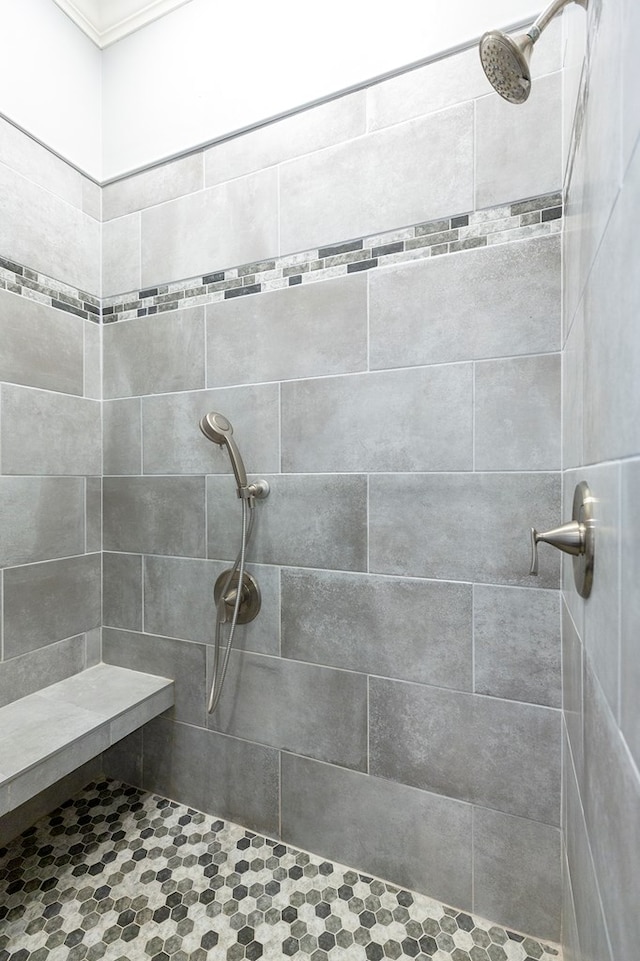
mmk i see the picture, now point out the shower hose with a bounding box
[207,496,255,714]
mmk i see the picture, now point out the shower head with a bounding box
[479,0,588,104]
[479,30,533,104]
[200,411,248,491]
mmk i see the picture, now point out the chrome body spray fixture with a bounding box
[479,0,588,104]
[199,412,269,713]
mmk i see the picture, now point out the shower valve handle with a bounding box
[529,520,584,575]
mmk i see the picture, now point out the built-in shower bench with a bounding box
[0,664,174,817]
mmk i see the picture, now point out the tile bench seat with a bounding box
[0,663,174,816]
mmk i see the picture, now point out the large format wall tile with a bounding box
[142,385,279,475]
[474,354,561,471]
[143,556,279,655]
[369,237,561,370]
[281,365,473,473]
[3,554,101,658]
[0,635,86,709]
[103,477,206,557]
[143,716,279,837]
[281,753,472,910]
[103,398,142,475]
[103,154,204,221]
[206,274,367,387]
[369,472,561,587]
[279,103,474,253]
[207,474,367,571]
[0,163,100,294]
[0,477,85,567]
[473,806,561,941]
[475,73,563,209]
[102,628,206,728]
[141,169,279,285]
[621,458,640,769]
[102,214,141,297]
[474,585,561,707]
[281,569,472,690]
[0,117,84,209]
[205,92,366,186]
[103,552,143,632]
[1,385,101,475]
[207,651,367,770]
[369,678,561,824]
[0,291,84,396]
[103,308,205,399]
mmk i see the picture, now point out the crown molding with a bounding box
[52,0,193,48]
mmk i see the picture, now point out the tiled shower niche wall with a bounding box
[100,33,564,944]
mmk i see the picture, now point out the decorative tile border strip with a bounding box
[0,779,561,961]
[0,193,562,326]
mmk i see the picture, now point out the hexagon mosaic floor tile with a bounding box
[0,781,561,961]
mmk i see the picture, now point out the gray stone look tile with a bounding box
[103,552,143,631]
[562,599,584,786]
[281,365,473,473]
[0,116,84,209]
[101,728,143,787]
[583,665,639,961]
[81,177,101,220]
[473,806,561,942]
[206,274,367,387]
[207,651,367,770]
[281,569,472,690]
[621,458,640,769]
[102,214,141,297]
[3,554,101,658]
[0,385,101,475]
[369,678,561,824]
[207,474,367,571]
[0,477,85,566]
[475,72,563,209]
[369,236,561,370]
[564,729,613,961]
[281,753,473,910]
[0,635,86,709]
[103,308,205,399]
[143,716,280,836]
[102,153,204,220]
[103,476,206,557]
[142,384,279,475]
[205,92,366,186]
[86,477,102,553]
[474,354,561,471]
[84,319,101,400]
[474,585,561,707]
[0,163,100,294]
[102,627,206,727]
[140,169,278,286]
[85,627,101,667]
[0,291,84,395]
[279,103,473,254]
[144,555,279,655]
[562,301,584,471]
[369,472,561,587]
[103,398,142,475]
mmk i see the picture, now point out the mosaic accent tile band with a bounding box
[0,194,562,326]
[0,780,561,961]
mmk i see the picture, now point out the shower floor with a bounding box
[0,781,560,961]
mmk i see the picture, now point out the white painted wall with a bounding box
[101,0,545,180]
[0,0,101,176]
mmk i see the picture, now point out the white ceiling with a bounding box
[52,0,194,47]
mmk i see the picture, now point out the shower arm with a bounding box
[527,0,587,43]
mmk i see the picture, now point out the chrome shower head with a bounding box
[479,30,533,104]
[200,411,248,490]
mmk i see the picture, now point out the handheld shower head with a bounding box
[479,30,533,104]
[200,411,248,491]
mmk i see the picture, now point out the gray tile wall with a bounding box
[0,123,103,715]
[561,2,640,958]
[99,40,563,944]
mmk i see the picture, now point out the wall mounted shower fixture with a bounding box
[479,0,588,104]
[199,411,270,713]
[530,481,595,597]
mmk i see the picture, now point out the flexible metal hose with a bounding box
[207,498,255,714]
